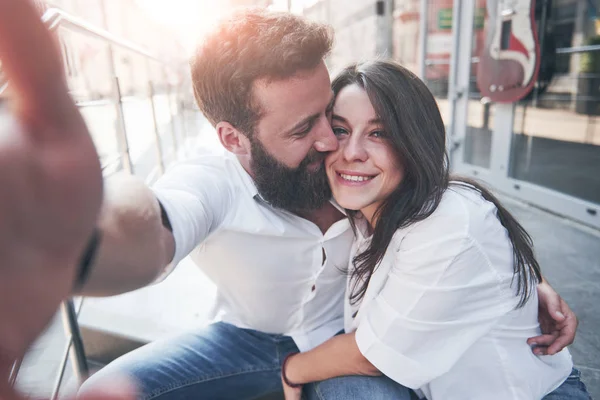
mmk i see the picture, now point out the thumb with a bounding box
[540,289,564,322]
[553,310,566,321]
[551,299,567,322]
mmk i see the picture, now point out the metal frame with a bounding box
[447,0,475,162]
[417,0,429,80]
[48,300,88,400]
[440,0,600,230]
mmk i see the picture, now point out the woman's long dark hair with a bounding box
[332,60,541,308]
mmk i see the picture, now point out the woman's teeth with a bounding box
[340,173,374,182]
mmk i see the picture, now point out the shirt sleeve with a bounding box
[354,207,518,389]
[151,156,234,272]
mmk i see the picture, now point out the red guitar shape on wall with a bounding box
[477,0,540,103]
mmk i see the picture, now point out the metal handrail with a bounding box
[0,8,169,93]
[42,8,161,62]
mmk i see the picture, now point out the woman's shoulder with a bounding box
[391,185,500,250]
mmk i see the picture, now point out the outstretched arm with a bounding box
[75,173,175,296]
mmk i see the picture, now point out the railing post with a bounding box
[165,68,179,156]
[114,77,134,174]
[179,97,188,143]
[8,358,23,387]
[418,0,429,81]
[148,81,165,174]
[60,300,89,382]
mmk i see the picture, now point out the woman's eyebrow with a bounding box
[331,114,347,123]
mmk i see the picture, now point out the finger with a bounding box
[532,346,549,356]
[527,332,559,347]
[553,319,570,331]
[553,311,566,321]
[547,322,577,356]
[0,0,71,120]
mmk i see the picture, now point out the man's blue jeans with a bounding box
[79,322,591,400]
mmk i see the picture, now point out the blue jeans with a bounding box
[79,322,412,400]
[79,322,590,400]
[307,369,592,400]
[544,368,592,400]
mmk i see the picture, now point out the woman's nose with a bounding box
[342,135,368,162]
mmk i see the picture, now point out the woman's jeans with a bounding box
[79,322,592,400]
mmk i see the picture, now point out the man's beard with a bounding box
[250,137,332,213]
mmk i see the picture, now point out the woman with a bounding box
[281,61,591,399]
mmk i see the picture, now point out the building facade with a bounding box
[301,0,600,228]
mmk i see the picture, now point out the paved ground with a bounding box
[504,197,600,399]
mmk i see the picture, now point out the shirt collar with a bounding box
[354,216,371,241]
[230,154,260,199]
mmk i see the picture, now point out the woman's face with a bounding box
[326,84,405,223]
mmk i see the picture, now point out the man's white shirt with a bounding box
[153,148,353,351]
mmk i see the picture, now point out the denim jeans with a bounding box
[543,368,592,400]
[306,368,592,400]
[80,322,590,400]
[79,322,413,400]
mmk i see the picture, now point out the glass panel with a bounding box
[57,29,113,102]
[148,61,177,165]
[509,1,600,205]
[421,0,454,126]
[121,95,159,180]
[79,102,119,168]
[55,29,118,169]
[463,0,493,168]
[113,50,158,179]
[416,0,492,167]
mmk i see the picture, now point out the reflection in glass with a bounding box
[509,1,600,205]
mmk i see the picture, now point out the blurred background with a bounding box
[2,0,599,399]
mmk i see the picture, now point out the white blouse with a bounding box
[344,184,572,400]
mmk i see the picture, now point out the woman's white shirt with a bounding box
[344,184,572,400]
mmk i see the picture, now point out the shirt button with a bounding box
[311,285,316,292]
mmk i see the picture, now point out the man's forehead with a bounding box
[253,68,333,123]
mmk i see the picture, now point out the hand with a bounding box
[281,372,303,400]
[528,281,578,356]
[0,0,102,395]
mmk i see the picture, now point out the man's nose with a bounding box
[313,117,338,153]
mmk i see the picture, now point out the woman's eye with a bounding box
[332,127,348,136]
[370,130,386,138]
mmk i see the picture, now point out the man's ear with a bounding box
[215,121,251,156]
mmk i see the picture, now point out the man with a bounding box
[0,1,577,400]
